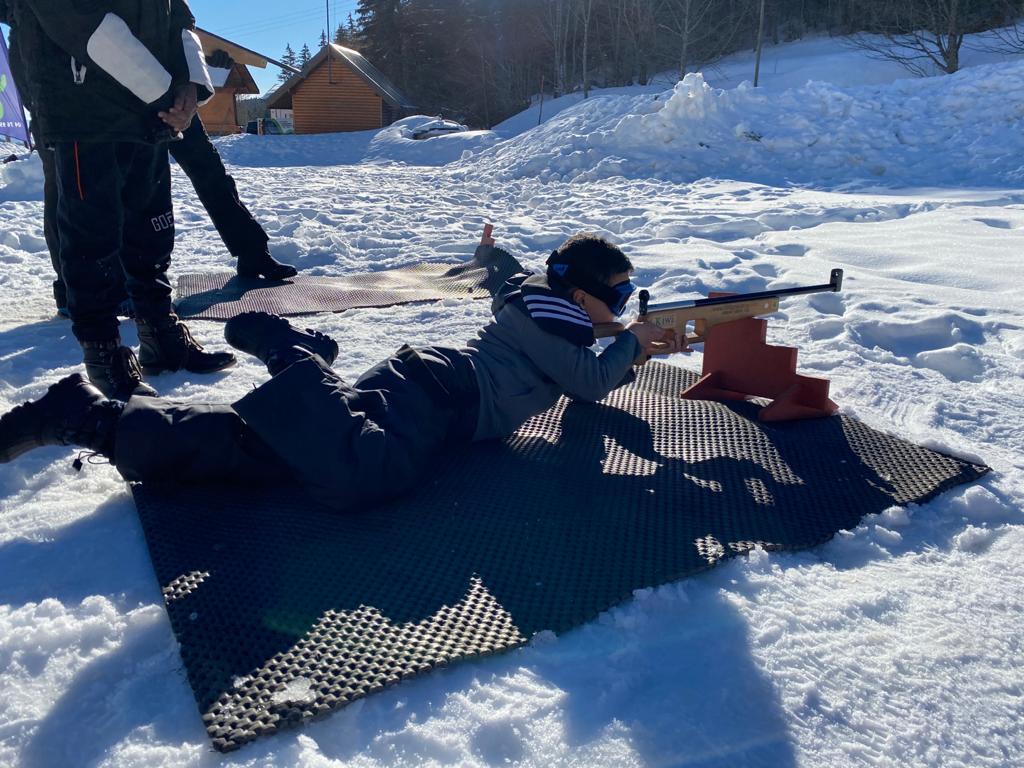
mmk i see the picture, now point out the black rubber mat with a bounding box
[130,362,989,752]
[174,246,524,320]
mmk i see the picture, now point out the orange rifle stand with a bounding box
[679,294,838,422]
[480,223,496,246]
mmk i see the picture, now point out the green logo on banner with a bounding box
[0,73,7,120]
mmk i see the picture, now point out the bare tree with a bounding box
[984,1,1024,52]
[661,0,729,79]
[538,0,573,95]
[848,0,1000,75]
[576,0,596,96]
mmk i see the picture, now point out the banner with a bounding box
[0,34,31,146]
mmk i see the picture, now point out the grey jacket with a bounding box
[466,276,641,441]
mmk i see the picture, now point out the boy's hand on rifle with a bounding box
[158,84,198,133]
[626,322,688,362]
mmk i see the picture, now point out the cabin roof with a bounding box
[195,28,301,74]
[266,44,415,110]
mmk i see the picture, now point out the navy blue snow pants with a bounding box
[114,348,479,510]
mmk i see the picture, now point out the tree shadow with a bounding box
[18,617,205,768]
[0,319,83,390]
[0,494,154,607]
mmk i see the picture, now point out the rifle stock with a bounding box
[594,269,843,346]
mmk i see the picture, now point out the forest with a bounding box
[278,0,1022,127]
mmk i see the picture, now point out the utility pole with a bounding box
[753,0,766,87]
[326,0,333,83]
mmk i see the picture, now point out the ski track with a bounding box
[2,38,1024,767]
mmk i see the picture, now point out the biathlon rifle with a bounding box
[594,269,844,347]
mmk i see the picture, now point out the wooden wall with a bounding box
[292,58,384,134]
[199,91,240,135]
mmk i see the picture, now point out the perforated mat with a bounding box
[130,362,988,751]
[174,246,524,320]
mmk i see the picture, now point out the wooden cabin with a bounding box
[266,44,415,134]
[194,29,298,135]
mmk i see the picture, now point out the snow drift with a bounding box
[460,60,1024,187]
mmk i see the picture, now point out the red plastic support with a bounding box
[480,223,495,246]
[679,294,838,422]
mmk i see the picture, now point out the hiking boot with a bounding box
[83,341,158,400]
[224,311,339,375]
[137,315,237,376]
[0,374,123,463]
[236,250,298,281]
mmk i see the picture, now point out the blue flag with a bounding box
[0,34,31,146]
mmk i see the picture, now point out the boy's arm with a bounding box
[21,1,173,105]
[510,308,642,402]
[169,0,214,105]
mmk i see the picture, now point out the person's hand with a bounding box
[158,83,198,133]
[626,321,689,360]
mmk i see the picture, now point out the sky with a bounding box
[187,1,361,93]
[0,2,360,95]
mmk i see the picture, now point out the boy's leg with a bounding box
[119,143,236,375]
[169,118,296,280]
[233,354,458,509]
[117,142,176,323]
[52,141,127,344]
[0,373,289,485]
[114,396,292,485]
[53,141,154,399]
[31,120,65,312]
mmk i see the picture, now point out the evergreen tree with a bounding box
[319,29,329,49]
[356,0,404,84]
[278,43,296,83]
[299,43,312,68]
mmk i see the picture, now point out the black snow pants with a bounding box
[114,347,480,510]
[169,117,269,259]
[29,121,63,309]
[53,140,175,342]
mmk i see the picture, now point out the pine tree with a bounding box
[319,29,328,49]
[356,0,404,81]
[299,43,312,68]
[278,43,296,82]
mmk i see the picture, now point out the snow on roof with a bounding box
[266,44,415,110]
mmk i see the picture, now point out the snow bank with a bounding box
[0,150,43,202]
[365,115,500,166]
[210,117,499,169]
[462,60,1024,187]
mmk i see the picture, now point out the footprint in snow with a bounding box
[850,313,986,356]
[808,291,846,317]
[973,218,1014,230]
[765,243,809,257]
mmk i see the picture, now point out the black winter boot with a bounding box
[0,374,123,463]
[224,311,339,375]
[137,315,237,376]
[236,250,298,281]
[83,341,158,400]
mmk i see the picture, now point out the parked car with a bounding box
[245,118,287,135]
[410,118,468,140]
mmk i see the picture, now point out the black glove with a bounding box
[205,49,234,70]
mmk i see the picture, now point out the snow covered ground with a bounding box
[2,30,1023,768]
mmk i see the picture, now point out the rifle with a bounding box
[594,269,844,347]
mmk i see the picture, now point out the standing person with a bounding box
[0,234,681,509]
[5,0,236,398]
[170,47,297,282]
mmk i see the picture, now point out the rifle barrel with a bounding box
[645,268,843,313]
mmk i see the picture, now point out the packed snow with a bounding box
[1,29,1023,768]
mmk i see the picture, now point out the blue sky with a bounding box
[189,1,360,93]
[0,2,361,96]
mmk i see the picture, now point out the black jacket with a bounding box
[5,0,213,144]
